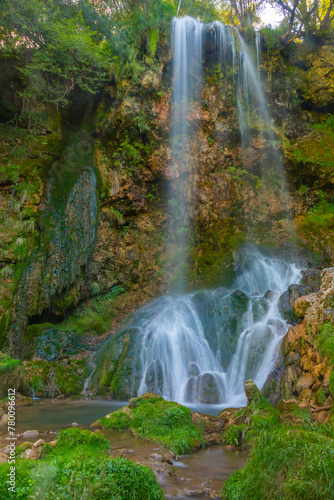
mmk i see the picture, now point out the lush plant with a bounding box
[0,353,21,373]
[221,426,334,500]
[54,285,125,335]
[100,396,206,454]
[0,428,164,499]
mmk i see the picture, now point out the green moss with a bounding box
[316,322,334,365]
[0,353,21,373]
[99,397,206,454]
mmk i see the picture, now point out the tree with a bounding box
[1,0,112,113]
[272,0,334,43]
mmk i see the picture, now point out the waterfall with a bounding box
[255,31,261,73]
[94,18,299,409]
[135,248,301,408]
[168,17,203,289]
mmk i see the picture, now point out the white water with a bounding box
[169,17,203,287]
[136,249,302,407]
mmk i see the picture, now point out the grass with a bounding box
[316,322,334,365]
[0,428,164,499]
[0,353,21,373]
[221,425,334,500]
[99,395,206,454]
[221,395,334,500]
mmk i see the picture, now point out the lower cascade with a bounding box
[134,248,302,408]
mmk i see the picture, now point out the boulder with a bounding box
[245,379,261,405]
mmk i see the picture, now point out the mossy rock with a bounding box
[97,394,206,454]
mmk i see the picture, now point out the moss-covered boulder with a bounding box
[0,353,31,398]
[95,393,207,454]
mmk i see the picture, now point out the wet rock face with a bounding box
[186,372,222,404]
[34,329,85,362]
[9,140,98,357]
[278,270,321,323]
[263,267,334,406]
[193,289,249,370]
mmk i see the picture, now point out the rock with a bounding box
[142,71,160,90]
[71,422,79,427]
[245,379,261,405]
[0,452,7,464]
[23,448,39,460]
[299,269,321,293]
[20,442,32,451]
[33,439,45,448]
[0,414,8,426]
[22,430,39,438]
[278,285,304,323]
[34,329,85,362]
[0,363,31,399]
[294,293,317,318]
[49,440,57,446]
[205,433,222,445]
[295,373,314,393]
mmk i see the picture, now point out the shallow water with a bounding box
[2,400,247,500]
[14,399,128,432]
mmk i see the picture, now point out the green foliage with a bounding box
[100,398,206,454]
[316,322,334,365]
[222,425,246,446]
[56,428,109,451]
[2,0,111,110]
[0,353,21,373]
[0,428,164,499]
[100,411,132,431]
[55,286,125,336]
[329,370,334,397]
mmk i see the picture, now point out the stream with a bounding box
[0,399,247,500]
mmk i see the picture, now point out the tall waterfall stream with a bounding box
[90,18,303,412]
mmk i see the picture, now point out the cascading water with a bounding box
[94,18,301,410]
[255,30,261,73]
[168,17,203,288]
[136,248,302,409]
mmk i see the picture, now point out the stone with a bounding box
[0,452,7,464]
[294,293,317,318]
[23,448,39,460]
[71,422,79,427]
[22,430,39,438]
[295,373,314,393]
[245,379,260,404]
[33,439,45,448]
[20,442,32,451]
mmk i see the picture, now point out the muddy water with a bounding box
[1,400,247,499]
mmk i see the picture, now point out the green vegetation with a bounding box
[221,393,334,499]
[316,321,334,364]
[0,353,22,373]
[0,428,164,499]
[222,425,334,500]
[24,358,90,397]
[54,286,125,336]
[99,395,206,454]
